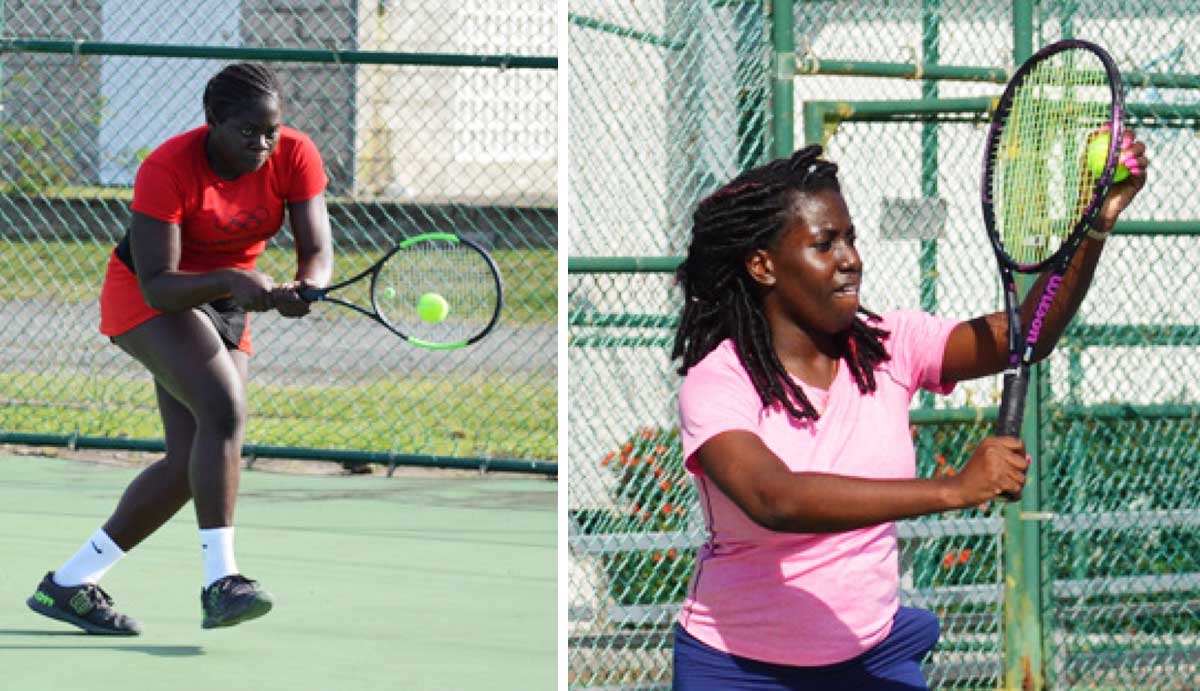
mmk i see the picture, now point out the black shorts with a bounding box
[196,297,248,351]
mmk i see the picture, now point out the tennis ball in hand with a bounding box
[417,292,449,323]
[1085,131,1130,183]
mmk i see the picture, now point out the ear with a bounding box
[745,248,776,287]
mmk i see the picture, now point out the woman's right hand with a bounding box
[226,269,276,312]
[946,436,1030,508]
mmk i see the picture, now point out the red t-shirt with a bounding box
[98,125,328,351]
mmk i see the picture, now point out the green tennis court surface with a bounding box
[0,453,556,690]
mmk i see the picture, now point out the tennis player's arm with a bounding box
[696,430,1027,533]
[287,195,333,288]
[939,239,1106,383]
[129,212,273,312]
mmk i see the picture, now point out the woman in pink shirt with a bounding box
[671,142,1147,689]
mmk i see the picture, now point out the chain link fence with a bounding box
[0,1,557,472]
[569,1,1199,688]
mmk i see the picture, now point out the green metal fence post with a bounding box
[1005,2,1046,689]
[913,0,941,592]
[919,0,940,319]
[770,0,794,158]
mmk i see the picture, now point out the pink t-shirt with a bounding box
[677,310,959,666]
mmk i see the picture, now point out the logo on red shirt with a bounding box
[217,206,270,236]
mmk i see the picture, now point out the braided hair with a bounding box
[673,145,891,422]
[203,63,283,124]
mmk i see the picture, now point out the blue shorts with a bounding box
[672,606,940,691]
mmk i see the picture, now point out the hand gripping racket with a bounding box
[300,232,503,350]
[981,39,1124,437]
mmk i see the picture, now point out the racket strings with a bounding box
[375,239,499,344]
[994,48,1112,266]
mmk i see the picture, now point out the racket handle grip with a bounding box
[298,286,324,303]
[995,369,1029,438]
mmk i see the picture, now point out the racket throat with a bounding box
[1024,274,1064,347]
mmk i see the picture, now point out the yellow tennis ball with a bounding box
[417,292,449,323]
[1085,131,1130,183]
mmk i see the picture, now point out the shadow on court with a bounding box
[0,627,204,657]
[0,454,556,690]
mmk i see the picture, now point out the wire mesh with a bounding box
[569,1,1199,688]
[0,2,557,467]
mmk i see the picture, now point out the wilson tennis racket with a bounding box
[981,39,1124,438]
[300,232,503,350]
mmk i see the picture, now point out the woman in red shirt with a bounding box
[27,63,333,634]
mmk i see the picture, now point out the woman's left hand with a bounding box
[272,280,314,318]
[1092,128,1149,232]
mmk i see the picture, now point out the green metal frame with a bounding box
[0,39,556,70]
[1008,6,1044,687]
[771,0,795,157]
[795,56,1200,90]
[802,97,1200,145]
[0,432,557,476]
[912,0,944,612]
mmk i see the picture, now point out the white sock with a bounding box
[200,527,239,588]
[53,528,125,587]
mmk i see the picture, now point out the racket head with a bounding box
[371,232,503,349]
[981,39,1124,272]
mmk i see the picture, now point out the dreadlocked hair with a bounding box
[203,63,283,124]
[672,145,891,422]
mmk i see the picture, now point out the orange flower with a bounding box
[631,503,641,514]
[641,511,652,522]
[655,445,668,455]
[661,503,674,515]
[653,467,664,478]
[651,552,663,562]
[629,456,640,467]
[601,452,615,467]
[676,507,686,516]
[621,442,633,456]
[667,549,678,559]
[660,481,672,492]
[941,553,955,570]
[935,454,947,467]
[959,550,972,564]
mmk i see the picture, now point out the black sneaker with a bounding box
[201,574,273,629]
[26,572,141,636]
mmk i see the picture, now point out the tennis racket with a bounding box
[981,39,1124,438]
[300,232,503,350]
